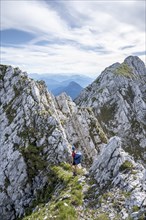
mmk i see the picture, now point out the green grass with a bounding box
[51,166,73,183]
[59,162,72,172]
[55,202,76,220]
[114,63,134,78]
[122,191,131,198]
[119,160,134,172]
[4,104,17,124]
[132,205,140,212]
[49,165,83,219]
[21,163,84,220]
[19,144,47,182]
[95,213,109,220]
[99,102,117,124]
[13,85,21,97]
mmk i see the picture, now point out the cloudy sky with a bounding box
[0,0,145,77]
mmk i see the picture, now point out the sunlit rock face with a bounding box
[0,65,106,219]
[90,136,146,220]
[75,56,146,163]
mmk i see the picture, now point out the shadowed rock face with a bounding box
[75,56,146,162]
[0,65,106,220]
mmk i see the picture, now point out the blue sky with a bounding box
[0,0,145,76]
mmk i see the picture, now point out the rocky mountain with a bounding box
[52,81,83,100]
[0,65,106,220]
[0,57,145,220]
[75,56,146,164]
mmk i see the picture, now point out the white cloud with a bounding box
[64,0,145,31]
[1,0,145,76]
[1,0,68,36]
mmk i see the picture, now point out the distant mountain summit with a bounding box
[75,56,146,163]
[52,81,83,99]
[29,73,94,90]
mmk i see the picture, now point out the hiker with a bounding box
[72,145,77,176]
[72,144,82,176]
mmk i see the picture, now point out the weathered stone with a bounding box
[0,64,105,219]
[90,136,146,219]
[75,56,146,162]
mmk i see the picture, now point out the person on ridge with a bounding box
[72,144,82,176]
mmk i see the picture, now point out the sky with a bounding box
[0,0,146,77]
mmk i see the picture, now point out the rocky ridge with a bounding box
[0,65,106,220]
[75,56,146,163]
[20,137,146,220]
[0,58,146,220]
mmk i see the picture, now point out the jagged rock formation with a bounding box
[0,65,106,220]
[54,93,107,166]
[90,136,146,219]
[75,56,146,163]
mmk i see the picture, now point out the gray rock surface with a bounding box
[54,93,107,166]
[0,65,105,219]
[90,136,146,219]
[75,56,146,163]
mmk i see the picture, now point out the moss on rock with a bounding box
[119,160,134,172]
[19,144,47,182]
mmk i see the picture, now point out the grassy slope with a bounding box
[21,163,111,220]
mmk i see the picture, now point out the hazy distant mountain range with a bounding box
[28,73,94,99]
[52,81,83,100]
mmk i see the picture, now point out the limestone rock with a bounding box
[75,56,146,163]
[0,64,106,219]
[90,136,146,219]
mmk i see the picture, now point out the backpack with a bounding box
[74,152,82,165]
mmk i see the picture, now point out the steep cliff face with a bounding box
[75,56,146,163]
[0,65,106,220]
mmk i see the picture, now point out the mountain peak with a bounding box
[75,55,146,162]
[124,55,143,64]
[124,55,146,78]
[68,81,82,87]
[52,81,83,100]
